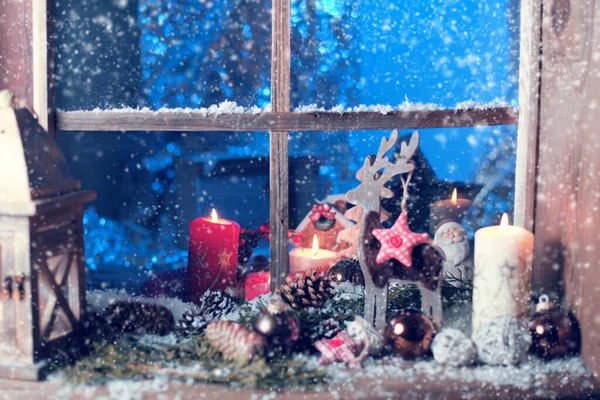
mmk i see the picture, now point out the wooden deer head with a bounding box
[346,130,419,213]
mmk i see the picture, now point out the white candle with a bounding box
[289,235,340,275]
[472,213,534,332]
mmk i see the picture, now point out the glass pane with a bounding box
[288,126,517,237]
[55,0,271,111]
[291,0,519,109]
[57,131,270,293]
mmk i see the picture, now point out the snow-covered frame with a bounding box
[46,0,521,289]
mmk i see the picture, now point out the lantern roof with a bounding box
[0,90,80,216]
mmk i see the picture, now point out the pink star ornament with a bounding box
[372,212,430,267]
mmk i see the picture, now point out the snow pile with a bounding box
[87,288,197,321]
[63,98,512,116]
[79,101,272,117]
[328,356,591,393]
[295,98,511,114]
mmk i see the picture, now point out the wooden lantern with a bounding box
[0,92,96,380]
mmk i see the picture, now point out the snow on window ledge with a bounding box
[59,99,513,117]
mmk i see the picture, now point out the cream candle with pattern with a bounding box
[472,213,534,332]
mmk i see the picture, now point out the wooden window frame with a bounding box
[48,0,523,289]
[7,0,600,396]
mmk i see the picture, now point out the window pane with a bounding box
[291,0,519,109]
[57,131,270,292]
[55,0,271,111]
[288,126,517,236]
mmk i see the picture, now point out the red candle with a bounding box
[245,271,271,301]
[188,209,240,304]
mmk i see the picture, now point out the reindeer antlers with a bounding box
[346,130,419,211]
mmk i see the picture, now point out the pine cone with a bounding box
[277,272,332,310]
[206,320,267,365]
[309,318,342,342]
[177,309,209,336]
[195,290,238,320]
[103,301,175,336]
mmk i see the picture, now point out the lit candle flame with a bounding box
[500,213,509,233]
[211,208,218,223]
[312,234,319,257]
[451,188,458,205]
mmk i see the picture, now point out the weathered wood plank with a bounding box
[269,131,289,290]
[56,108,518,132]
[269,0,291,289]
[513,0,542,231]
[0,365,596,399]
[533,0,600,382]
[0,0,33,105]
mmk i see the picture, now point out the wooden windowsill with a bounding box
[1,360,596,400]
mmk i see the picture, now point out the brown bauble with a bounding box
[385,308,436,360]
[327,258,364,285]
[529,308,581,359]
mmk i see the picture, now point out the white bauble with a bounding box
[432,328,477,367]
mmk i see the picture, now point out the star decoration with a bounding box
[372,212,429,266]
[217,249,233,268]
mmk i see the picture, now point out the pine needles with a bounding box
[52,278,471,388]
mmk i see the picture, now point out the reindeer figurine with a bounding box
[344,130,445,331]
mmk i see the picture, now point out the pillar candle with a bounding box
[472,213,534,332]
[188,209,240,304]
[429,188,472,233]
[289,235,340,275]
[245,271,270,301]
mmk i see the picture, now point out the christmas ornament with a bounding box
[205,320,267,365]
[346,316,385,358]
[344,130,444,330]
[314,332,363,365]
[237,224,273,265]
[327,258,365,285]
[310,203,337,231]
[103,301,175,336]
[372,212,430,267]
[177,309,209,336]
[433,220,473,284]
[384,308,436,360]
[277,272,333,310]
[294,195,354,251]
[194,290,238,320]
[529,295,581,359]
[252,297,300,356]
[472,315,531,365]
[431,328,477,367]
